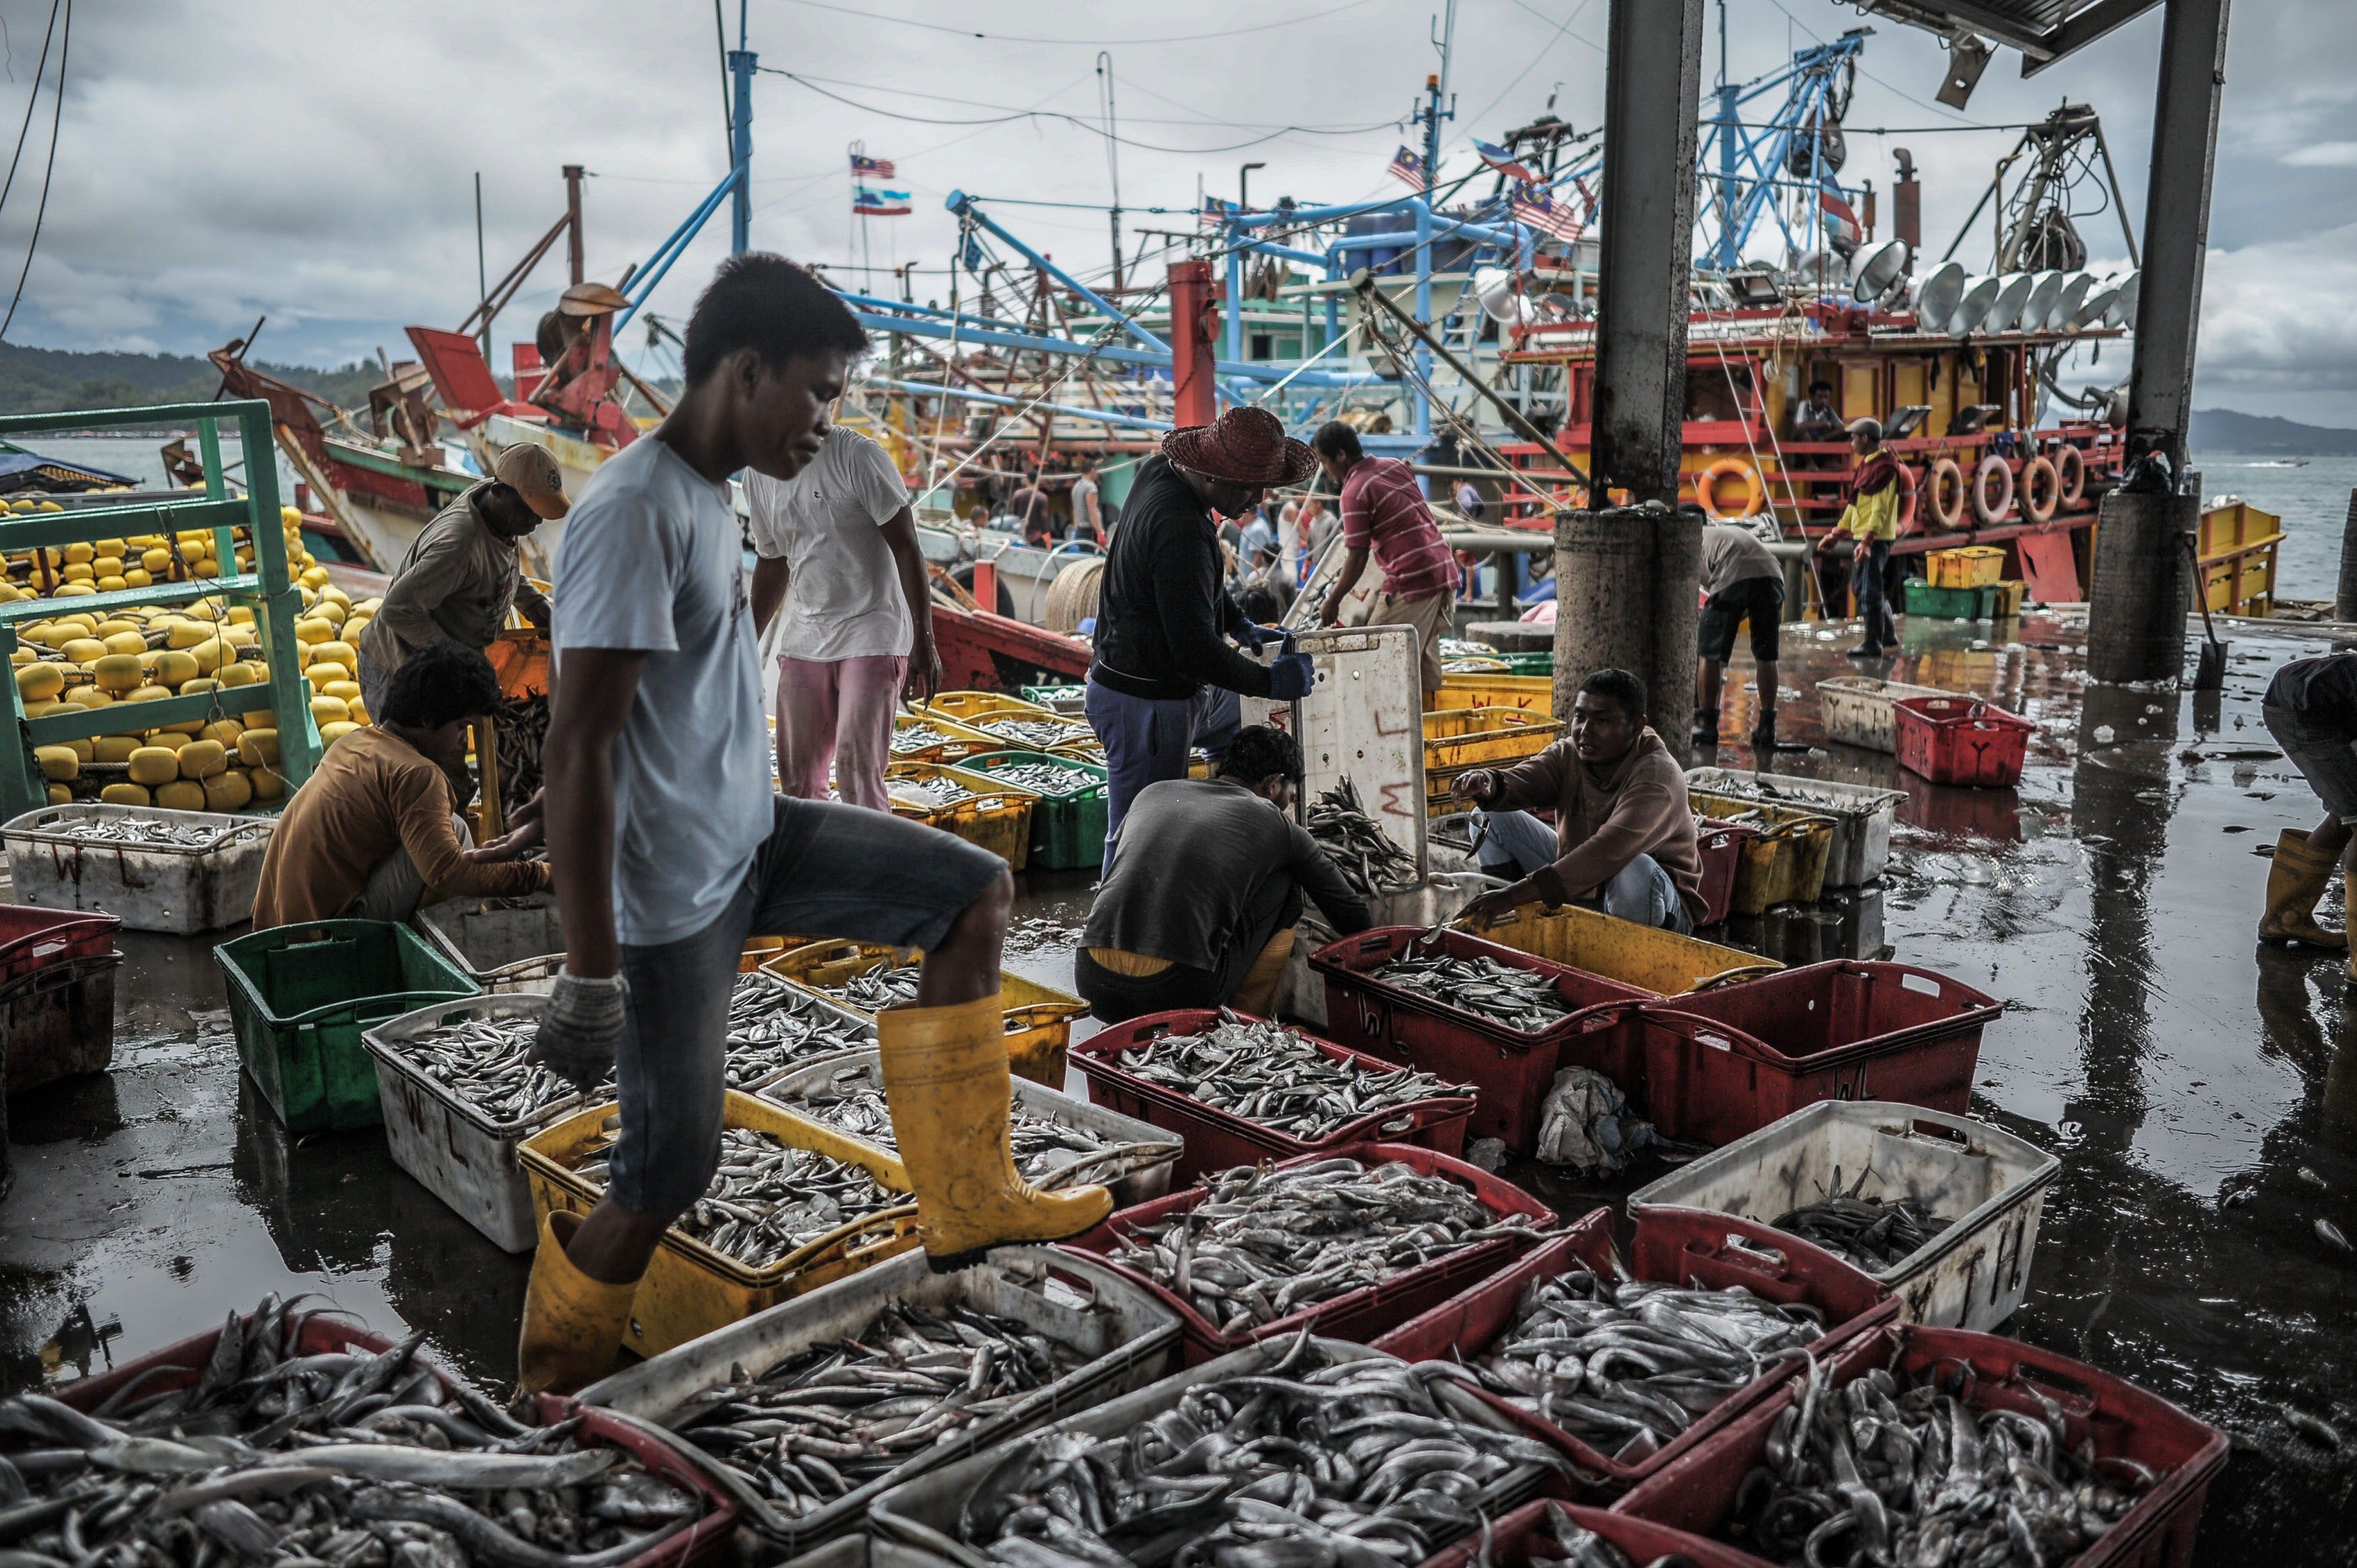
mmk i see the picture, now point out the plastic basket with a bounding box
[883,760,1036,870]
[890,712,1001,763]
[1817,675,1956,753]
[0,949,119,1094]
[1693,819,1758,926]
[1990,578,2027,617]
[570,1247,1184,1556]
[215,919,479,1133]
[762,940,1082,1088]
[1309,926,1650,1151]
[967,712,1098,753]
[961,749,1108,870]
[1412,1501,1767,1568]
[1,803,273,932]
[1370,1205,1893,1491]
[1069,1010,1478,1184]
[412,892,564,985]
[1629,1100,2061,1331]
[1688,789,1836,910]
[1901,576,1988,620]
[1927,543,2005,588]
[1616,1324,2229,1568]
[519,1090,925,1358]
[1422,706,1563,767]
[1632,960,2001,1147]
[1018,683,1088,713]
[1430,673,1556,717]
[1894,695,2036,788]
[914,691,1058,725]
[1686,768,1904,889]
[1499,651,1555,678]
[1460,901,1782,996]
[0,904,117,987]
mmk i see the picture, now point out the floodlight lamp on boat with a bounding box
[2106,269,2140,328]
[1948,275,2001,337]
[2073,279,2120,329]
[1913,262,1966,333]
[1985,273,2037,333]
[1726,269,1783,308]
[2023,271,2067,333]
[1473,268,1528,327]
[2049,272,2096,332]
[1849,239,1911,304]
[1783,251,1840,293]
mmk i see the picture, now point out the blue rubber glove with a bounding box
[1267,652,1315,701]
[1233,621,1284,651]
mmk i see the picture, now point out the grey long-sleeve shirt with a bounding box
[358,484,549,673]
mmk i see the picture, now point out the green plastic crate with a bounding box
[964,749,1109,871]
[215,919,479,1133]
[1500,652,1555,678]
[1900,577,1997,621]
[1018,683,1088,714]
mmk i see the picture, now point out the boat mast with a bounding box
[727,0,755,254]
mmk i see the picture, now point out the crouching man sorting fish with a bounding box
[1449,668,1706,934]
[2259,650,2357,974]
[519,255,1110,1394]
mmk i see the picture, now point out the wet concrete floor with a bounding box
[3,607,2353,1561]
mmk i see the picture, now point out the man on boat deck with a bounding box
[519,254,1110,1395]
[1793,380,1845,442]
[2259,652,2357,976]
[1816,417,1902,659]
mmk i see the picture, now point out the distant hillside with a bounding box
[0,343,384,420]
[2193,407,2357,456]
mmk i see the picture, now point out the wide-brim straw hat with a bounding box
[1162,405,1317,487]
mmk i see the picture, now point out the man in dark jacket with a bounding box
[1079,726,1370,1021]
[1086,406,1316,844]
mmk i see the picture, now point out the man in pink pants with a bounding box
[748,423,941,807]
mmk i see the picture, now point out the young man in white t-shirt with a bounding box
[520,256,1110,1394]
[746,425,940,809]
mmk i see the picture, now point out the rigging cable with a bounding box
[0,0,60,223]
[0,0,67,344]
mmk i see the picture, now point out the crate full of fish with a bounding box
[1414,1499,1773,1568]
[723,970,878,1087]
[570,1246,1186,1555]
[1686,767,1906,889]
[1686,790,1838,912]
[962,749,1109,870]
[757,1049,1183,1209]
[1615,1323,2230,1568]
[1629,1100,2061,1332]
[1371,1204,1893,1492]
[519,1090,923,1357]
[869,1335,1566,1566]
[1464,900,1782,997]
[29,1293,739,1568]
[764,940,1084,1089]
[890,712,1001,763]
[1071,1009,1480,1182]
[1,802,274,932]
[411,891,565,987]
[915,691,1061,726]
[1310,926,1653,1152]
[1631,961,2003,1147]
[883,760,1036,870]
[1059,1145,1556,1364]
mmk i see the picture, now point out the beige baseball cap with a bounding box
[492,443,570,520]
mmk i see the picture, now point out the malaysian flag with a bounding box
[850,153,897,180]
[1386,145,1428,193]
[853,186,912,216]
[1819,176,1862,248]
[1511,182,1584,243]
[1199,195,1234,230]
[1473,139,1539,184]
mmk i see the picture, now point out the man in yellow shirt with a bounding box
[1816,417,1901,658]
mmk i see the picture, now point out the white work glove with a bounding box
[533,972,628,1094]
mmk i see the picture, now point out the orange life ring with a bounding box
[2053,443,2086,506]
[1971,454,2014,525]
[1925,456,1968,530]
[2019,455,2061,524]
[1695,458,1765,520]
[1895,463,1921,534]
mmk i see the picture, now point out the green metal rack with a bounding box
[0,399,323,819]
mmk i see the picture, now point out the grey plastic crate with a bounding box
[1686,767,1906,887]
[413,893,564,984]
[2,804,271,932]
[1818,676,1957,753]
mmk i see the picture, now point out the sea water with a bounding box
[2194,452,2357,602]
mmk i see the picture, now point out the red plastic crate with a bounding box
[1634,960,1999,1145]
[1413,1499,1766,1568]
[1371,1206,1893,1491]
[1694,819,1759,926]
[1618,1324,2230,1568]
[0,904,118,986]
[1071,1009,1477,1184]
[1058,1141,1556,1365]
[1310,927,1651,1152]
[1894,695,2036,788]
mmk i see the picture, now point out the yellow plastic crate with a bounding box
[739,935,802,973]
[1430,673,1554,718]
[1926,546,2005,590]
[518,1091,922,1358]
[762,939,1083,1088]
[915,691,1058,726]
[1459,901,1781,995]
[891,712,1003,763]
[1988,580,2026,618]
[1423,708,1564,770]
[1690,788,1838,913]
[883,761,1037,871]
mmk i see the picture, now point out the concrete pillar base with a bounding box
[1551,505,1703,765]
[2086,489,2195,686]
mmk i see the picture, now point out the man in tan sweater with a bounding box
[1449,667,1703,932]
[251,642,550,927]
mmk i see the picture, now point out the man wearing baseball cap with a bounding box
[356,442,569,718]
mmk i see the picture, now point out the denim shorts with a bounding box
[1697,577,1784,664]
[2265,700,2357,825]
[605,794,1006,1216]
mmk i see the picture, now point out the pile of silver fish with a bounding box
[725,975,873,1086]
[495,690,550,814]
[890,776,983,811]
[976,717,1096,751]
[1772,1180,1952,1270]
[959,1335,1560,1566]
[1372,951,1576,1033]
[389,1013,594,1124]
[1724,1357,2150,1567]
[572,1123,905,1268]
[49,815,224,846]
[1005,916,1084,955]
[659,1302,1079,1520]
[1307,779,1420,899]
[762,1064,1140,1190]
[1467,1266,1826,1461]
[984,759,1100,796]
[1111,1158,1530,1332]
[820,957,925,1014]
[1506,1502,1683,1568]
[1123,1013,1471,1141]
[0,1292,702,1568]
[893,722,961,754]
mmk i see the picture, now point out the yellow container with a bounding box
[1422,707,1564,765]
[1926,545,2005,590]
[891,711,1003,763]
[884,760,1037,871]
[762,939,1084,1088]
[1430,673,1554,718]
[1988,580,2026,618]
[1459,901,1781,996]
[740,935,806,973]
[517,1091,922,1358]
[917,691,1058,726]
[1690,789,1838,913]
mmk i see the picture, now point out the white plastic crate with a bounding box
[1686,766,1905,887]
[2,804,271,932]
[1818,676,1957,753]
[412,893,564,984]
[1628,1099,2060,1332]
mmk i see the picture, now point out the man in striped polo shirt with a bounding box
[1312,423,1457,695]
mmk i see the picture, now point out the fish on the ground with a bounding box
[569,1122,904,1268]
[0,1293,701,1568]
[761,1064,1150,1190]
[1772,1169,1952,1270]
[389,1013,594,1123]
[1121,1012,1471,1142]
[724,975,874,1085]
[1374,950,1576,1033]
[1110,1157,1531,1332]
[958,1334,1561,1566]
[1306,778,1420,899]
[1004,916,1084,955]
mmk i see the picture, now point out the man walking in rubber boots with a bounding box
[517,256,1110,1394]
[2259,652,2357,967]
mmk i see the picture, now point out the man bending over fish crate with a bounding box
[1448,668,1705,934]
[521,255,1111,1394]
[1076,725,1372,1022]
[2259,651,2357,976]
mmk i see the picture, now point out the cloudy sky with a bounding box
[0,0,2348,420]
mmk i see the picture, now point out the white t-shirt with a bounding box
[744,428,912,662]
[553,436,771,946]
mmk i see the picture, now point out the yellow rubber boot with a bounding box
[875,992,1113,1270]
[2260,829,2346,949]
[1228,926,1298,1017]
[515,1210,639,1396]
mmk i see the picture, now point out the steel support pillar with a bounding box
[1552,506,1702,763]
[1167,260,1219,428]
